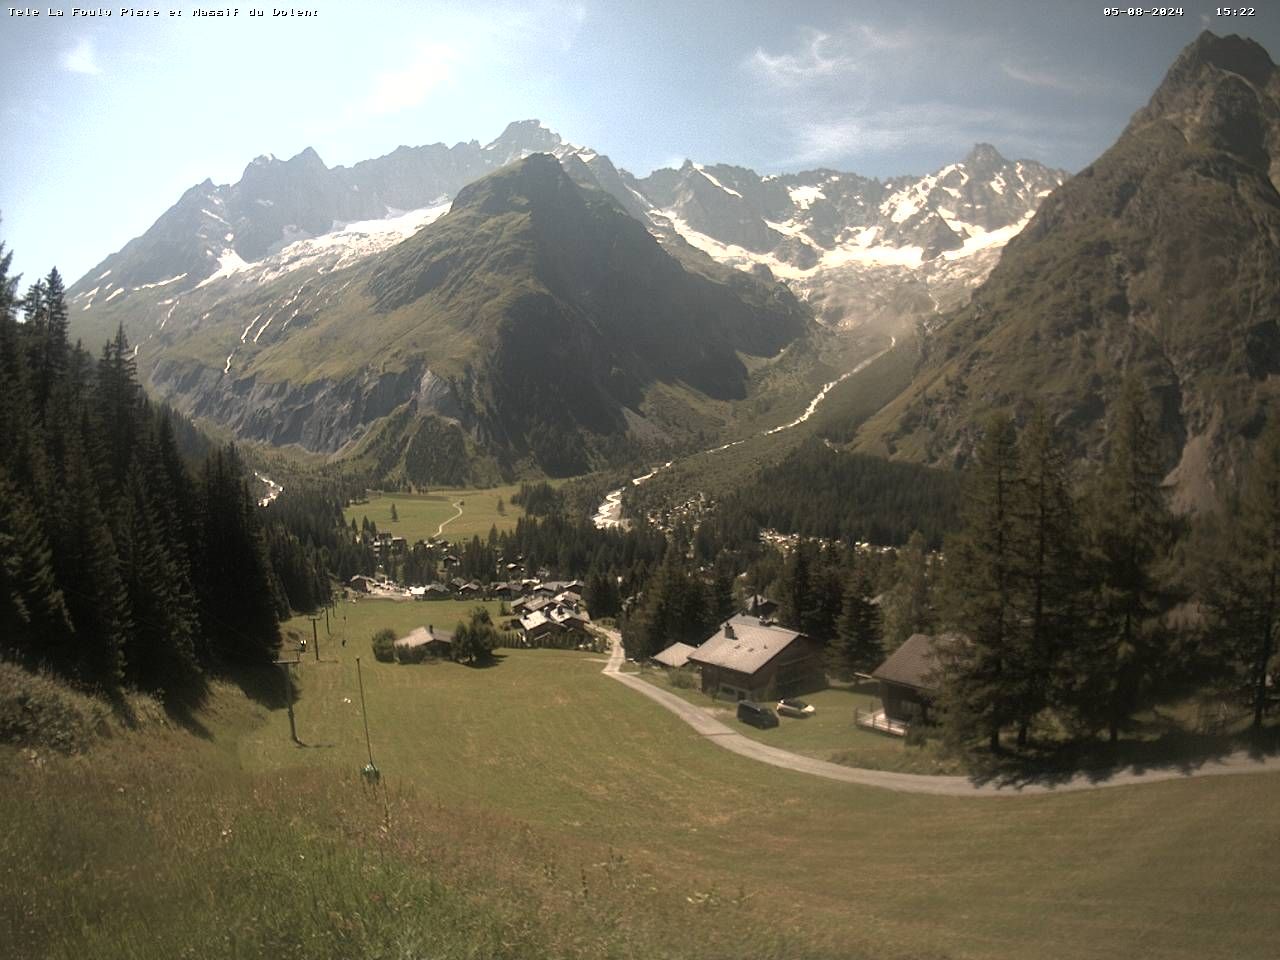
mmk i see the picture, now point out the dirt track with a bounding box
[599,630,1280,796]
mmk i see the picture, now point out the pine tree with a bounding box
[1072,377,1175,743]
[938,414,1020,752]
[1009,405,1083,747]
[833,562,882,678]
[880,531,933,655]
[1205,413,1280,730]
[778,542,812,631]
[195,445,280,667]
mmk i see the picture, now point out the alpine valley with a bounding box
[66,117,1065,484]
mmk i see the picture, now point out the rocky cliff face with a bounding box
[851,32,1280,511]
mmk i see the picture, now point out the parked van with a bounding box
[737,700,779,729]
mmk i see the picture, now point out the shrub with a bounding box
[668,667,698,689]
[396,643,429,665]
[371,628,396,663]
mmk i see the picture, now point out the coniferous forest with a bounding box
[0,244,283,702]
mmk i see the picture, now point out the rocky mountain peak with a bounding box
[1178,30,1275,88]
[963,142,1007,173]
[484,120,562,164]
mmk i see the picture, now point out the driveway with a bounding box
[599,630,1280,796]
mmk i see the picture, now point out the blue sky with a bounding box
[1,0,1276,285]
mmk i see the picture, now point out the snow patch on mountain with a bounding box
[788,185,825,209]
[694,164,742,198]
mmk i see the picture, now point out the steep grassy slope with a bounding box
[853,32,1280,509]
[5,625,1280,960]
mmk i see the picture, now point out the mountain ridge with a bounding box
[849,31,1280,511]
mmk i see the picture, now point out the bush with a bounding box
[668,667,698,689]
[396,643,428,665]
[371,628,396,663]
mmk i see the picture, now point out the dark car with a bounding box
[737,700,779,729]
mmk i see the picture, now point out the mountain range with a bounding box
[66,117,1064,483]
[851,31,1280,511]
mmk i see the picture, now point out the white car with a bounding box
[776,698,815,718]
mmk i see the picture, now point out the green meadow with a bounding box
[344,483,532,544]
[4,598,1279,959]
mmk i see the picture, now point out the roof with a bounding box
[518,610,559,633]
[688,615,807,677]
[652,642,696,668]
[395,626,449,648]
[871,633,955,692]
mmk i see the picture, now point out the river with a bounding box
[592,338,895,529]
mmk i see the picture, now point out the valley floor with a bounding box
[5,605,1280,959]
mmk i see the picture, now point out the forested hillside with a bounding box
[0,244,282,700]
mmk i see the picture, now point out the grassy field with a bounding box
[634,667,963,775]
[285,597,512,653]
[4,598,1280,959]
[344,482,533,544]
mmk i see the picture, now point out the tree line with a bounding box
[0,246,282,701]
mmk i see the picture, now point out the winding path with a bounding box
[434,500,464,537]
[599,630,1280,797]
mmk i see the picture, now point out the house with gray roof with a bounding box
[651,642,697,670]
[869,633,958,726]
[687,615,825,702]
[394,624,453,660]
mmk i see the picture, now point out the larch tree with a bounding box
[937,413,1021,753]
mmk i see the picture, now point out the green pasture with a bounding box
[4,597,1279,959]
[344,483,531,544]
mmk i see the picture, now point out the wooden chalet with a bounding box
[865,633,956,732]
[687,615,825,702]
[394,625,453,658]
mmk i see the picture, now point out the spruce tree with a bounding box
[833,562,883,678]
[880,531,933,655]
[938,414,1020,752]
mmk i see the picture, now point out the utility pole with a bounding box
[356,657,379,782]
[274,658,301,745]
[309,615,321,661]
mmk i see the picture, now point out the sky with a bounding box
[1,0,1277,285]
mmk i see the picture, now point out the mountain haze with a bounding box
[122,155,809,482]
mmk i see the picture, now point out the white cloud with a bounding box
[1002,63,1090,95]
[363,43,459,115]
[744,20,1112,170]
[63,39,101,75]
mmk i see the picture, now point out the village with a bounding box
[345,519,944,738]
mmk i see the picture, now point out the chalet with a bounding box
[491,581,523,600]
[549,604,591,635]
[652,642,697,670]
[687,615,825,702]
[394,624,453,658]
[517,610,560,645]
[348,575,377,594]
[866,633,956,732]
[415,583,451,601]
[457,581,483,599]
[513,595,554,617]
